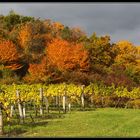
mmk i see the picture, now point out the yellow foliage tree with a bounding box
[114,40,137,66]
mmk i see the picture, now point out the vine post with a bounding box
[81,85,85,110]
[0,108,4,135]
[16,90,24,124]
[39,88,44,116]
[62,84,67,113]
[10,105,14,117]
[44,97,49,113]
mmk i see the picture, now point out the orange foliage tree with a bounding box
[17,23,31,50]
[18,21,46,63]
[0,39,23,70]
[24,56,57,83]
[27,57,48,82]
[46,38,89,72]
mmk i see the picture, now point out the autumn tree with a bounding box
[18,20,47,63]
[83,33,117,74]
[114,40,137,66]
[0,10,35,46]
[24,56,62,83]
[0,38,23,71]
[51,21,64,37]
[136,46,140,67]
[43,19,54,45]
[47,38,89,72]
[24,57,48,83]
[106,41,140,86]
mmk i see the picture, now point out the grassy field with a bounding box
[2,108,140,138]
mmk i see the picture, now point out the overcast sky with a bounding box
[0,3,140,45]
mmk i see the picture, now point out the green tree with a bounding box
[3,10,34,31]
[60,26,72,41]
[84,33,117,73]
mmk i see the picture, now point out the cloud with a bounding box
[0,3,140,45]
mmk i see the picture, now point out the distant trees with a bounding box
[0,11,139,86]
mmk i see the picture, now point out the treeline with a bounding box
[0,10,140,87]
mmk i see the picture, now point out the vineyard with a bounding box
[0,83,140,136]
[0,11,140,137]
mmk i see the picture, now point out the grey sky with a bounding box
[0,3,140,45]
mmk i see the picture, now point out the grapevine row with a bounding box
[0,83,139,134]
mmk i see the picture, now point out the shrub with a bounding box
[127,99,140,109]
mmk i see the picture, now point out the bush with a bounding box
[2,68,14,78]
[89,94,129,108]
[127,99,140,109]
[0,68,20,84]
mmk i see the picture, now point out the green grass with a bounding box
[2,108,140,138]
